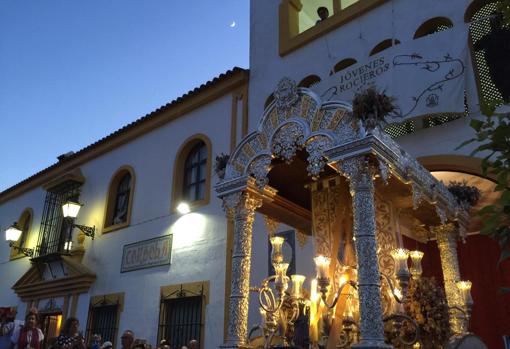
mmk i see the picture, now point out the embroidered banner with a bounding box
[121,235,173,272]
[313,25,469,120]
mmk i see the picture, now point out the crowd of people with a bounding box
[0,308,198,349]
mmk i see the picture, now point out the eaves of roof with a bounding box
[0,67,249,204]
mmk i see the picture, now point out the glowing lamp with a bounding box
[409,250,424,279]
[274,262,289,279]
[5,223,22,242]
[456,280,473,305]
[391,248,410,275]
[64,241,73,250]
[314,255,331,279]
[62,201,81,218]
[176,202,191,215]
[291,274,306,298]
[270,236,284,264]
[273,262,289,294]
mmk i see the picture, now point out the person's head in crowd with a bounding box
[25,308,39,329]
[101,341,113,349]
[159,340,171,349]
[132,339,151,349]
[61,317,80,336]
[188,340,198,349]
[317,6,329,21]
[120,330,135,349]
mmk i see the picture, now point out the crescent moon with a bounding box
[230,21,236,28]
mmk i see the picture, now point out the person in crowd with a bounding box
[57,317,85,349]
[120,330,134,349]
[187,340,198,349]
[0,308,14,349]
[131,339,150,349]
[10,308,44,349]
[158,340,170,349]
[90,334,102,349]
[0,309,15,349]
[100,341,112,349]
[316,6,329,24]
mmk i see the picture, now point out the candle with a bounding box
[291,274,306,298]
[309,279,319,343]
[314,255,331,279]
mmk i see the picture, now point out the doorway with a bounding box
[40,313,62,349]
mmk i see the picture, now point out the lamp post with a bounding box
[4,222,34,257]
[62,201,95,239]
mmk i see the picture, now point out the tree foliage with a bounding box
[458,100,510,270]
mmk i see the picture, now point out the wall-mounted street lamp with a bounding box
[176,202,191,215]
[62,201,95,240]
[4,222,34,257]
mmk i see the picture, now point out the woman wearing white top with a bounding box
[10,309,44,349]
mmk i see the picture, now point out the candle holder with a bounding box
[391,248,411,301]
[456,280,473,333]
[291,274,306,299]
[270,236,284,264]
[409,250,424,279]
[313,255,357,309]
[273,262,290,295]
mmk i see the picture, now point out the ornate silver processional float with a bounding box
[216,78,475,349]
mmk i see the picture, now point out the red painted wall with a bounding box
[403,234,510,349]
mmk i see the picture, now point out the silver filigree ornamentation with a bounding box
[264,216,280,237]
[271,123,305,163]
[434,224,464,335]
[412,183,425,210]
[339,156,388,345]
[296,229,308,248]
[377,158,390,184]
[435,206,448,224]
[247,155,272,189]
[305,136,332,179]
[223,191,262,347]
[274,77,299,112]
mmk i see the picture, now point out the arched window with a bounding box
[104,166,135,232]
[298,74,321,88]
[369,39,400,56]
[11,209,32,259]
[331,58,357,75]
[184,142,207,202]
[466,0,508,103]
[414,17,454,39]
[172,135,212,211]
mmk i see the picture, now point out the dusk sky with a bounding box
[0,1,249,192]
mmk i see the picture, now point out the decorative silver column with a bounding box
[433,223,463,335]
[341,157,392,349]
[222,191,262,348]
